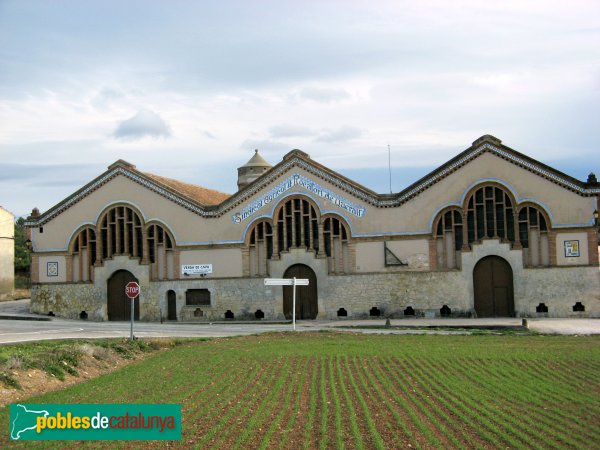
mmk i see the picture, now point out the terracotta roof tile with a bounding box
[144,172,231,206]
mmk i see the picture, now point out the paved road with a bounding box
[0,300,598,344]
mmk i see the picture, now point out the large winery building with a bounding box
[26,135,599,320]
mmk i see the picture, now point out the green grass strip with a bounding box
[410,355,543,449]
[350,356,415,449]
[318,356,330,450]
[335,355,365,450]
[235,357,299,448]
[192,358,282,447]
[369,356,440,448]
[257,357,310,450]
[343,356,386,450]
[303,356,319,450]
[328,355,345,449]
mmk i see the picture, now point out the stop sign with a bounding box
[125,281,140,299]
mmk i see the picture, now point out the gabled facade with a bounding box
[26,135,600,320]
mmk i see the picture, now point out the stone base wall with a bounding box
[31,283,103,320]
[30,265,599,321]
[516,266,600,318]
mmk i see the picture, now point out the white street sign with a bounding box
[182,264,213,275]
[264,278,309,286]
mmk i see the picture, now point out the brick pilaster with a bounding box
[241,247,250,277]
[588,228,599,266]
[173,250,181,279]
[348,241,357,273]
[428,238,437,271]
[548,230,557,266]
[65,255,73,282]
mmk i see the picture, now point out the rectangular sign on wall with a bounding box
[181,264,213,276]
[564,240,580,258]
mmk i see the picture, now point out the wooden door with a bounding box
[107,270,139,321]
[283,264,318,319]
[473,256,514,317]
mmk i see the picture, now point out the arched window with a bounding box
[466,185,515,243]
[71,227,96,282]
[519,205,549,267]
[147,223,175,279]
[434,209,463,269]
[248,221,273,276]
[323,216,350,274]
[99,205,143,260]
[275,197,319,254]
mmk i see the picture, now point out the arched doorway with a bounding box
[473,256,514,317]
[167,290,177,321]
[283,264,318,320]
[107,270,139,321]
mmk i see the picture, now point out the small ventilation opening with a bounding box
[48,311,55,317]
[573,302,585,312]
[440,305,451,317]
[337,308,348,317]
[194,308,203,317]
[536,303,548,313]
[369,307,381,317]
[255,309,265,319]
[79,311,88,320]
[225,310,234,319]
[404,306,415,316]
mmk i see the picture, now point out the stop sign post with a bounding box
[125,281,140,341]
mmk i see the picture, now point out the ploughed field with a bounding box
[2,332,599,449]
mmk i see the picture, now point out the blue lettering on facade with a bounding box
[232,173,366,224]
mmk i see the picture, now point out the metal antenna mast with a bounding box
[388,144,392,194]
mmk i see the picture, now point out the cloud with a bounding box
[269,124,314,138]
[316,126,362,143]
[113,109,171,140]
[91,86,125,109]
[297,86,351,103]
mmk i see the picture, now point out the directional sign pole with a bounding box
[292,277,297,331]
[264,278,309,331]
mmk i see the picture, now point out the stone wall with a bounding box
[30,271,472,322]
[30,262,599,321]
[516,266,600,318]
[30,283,103,320]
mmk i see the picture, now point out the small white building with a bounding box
[0,207,15,300]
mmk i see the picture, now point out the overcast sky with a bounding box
[1,0,599,218]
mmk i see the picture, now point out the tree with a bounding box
[14,217,30,273]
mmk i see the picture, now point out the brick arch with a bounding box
[463,183,518,245]
[246,219,274,277]
[515,202,552,267]
[244,217,274,245]
[145,221,176,280]
[432,206,464,270]
[273,195,320,255]
[272,194,322,221]
[96,204,145,261]
[67,225,97,282]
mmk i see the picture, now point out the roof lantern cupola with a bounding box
[237,149,272,190]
